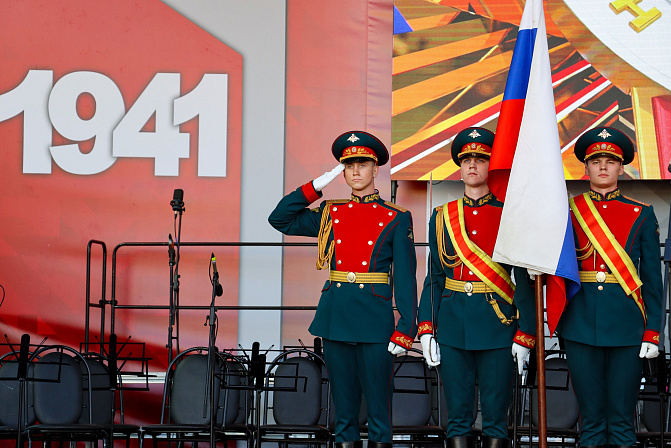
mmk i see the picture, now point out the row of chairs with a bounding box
[0,341,449,448]
[2,340,669,448]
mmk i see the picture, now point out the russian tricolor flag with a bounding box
[487,0,580,335]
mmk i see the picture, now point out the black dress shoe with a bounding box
[335,442,363,448]
[447,436,475,448]
[482,436,509,448]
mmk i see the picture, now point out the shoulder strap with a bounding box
[443,200,515,304]
[570,193,646,321]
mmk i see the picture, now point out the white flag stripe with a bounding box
[492,1,573,278]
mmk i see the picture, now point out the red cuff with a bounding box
[643,330,660,345]
[300,182,321,203]
[514,330,536,348]
[390,331,414,350]
[417,321,434,337]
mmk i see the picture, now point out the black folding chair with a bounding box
[25,345,108,447]
[391,351,446,448]
[257,348,331,448]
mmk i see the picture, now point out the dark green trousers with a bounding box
[564,340,642,447]
[439,345,514,438]
[322,339,394,442]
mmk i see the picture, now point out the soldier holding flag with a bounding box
[417,127,536,448]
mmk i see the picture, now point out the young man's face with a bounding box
[459,156,489,189]
[344,159,378,194]
[584,156,624,191]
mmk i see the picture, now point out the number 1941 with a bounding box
[0,70,228,177]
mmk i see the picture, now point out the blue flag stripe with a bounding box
[502,28,537,101]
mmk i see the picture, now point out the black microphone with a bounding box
[314,337,322,358]
[170,189,184,215]
[211,253,223,297]
[17,333,30,379]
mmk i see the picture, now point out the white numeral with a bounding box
[174,74,228,177]
[49,71,122,175]
[113,73,189,176]
[0,70,53,173]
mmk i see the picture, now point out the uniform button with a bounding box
[337,283,341,288]
[379,222,384,226]
[368,241,373,245]
[634,207,640,212]
[602,204,607,209]
[373,204,378,208]
[337,239,341,244]
[469,271,473,275]
[598,285,603,291]
[362,261,368,266]
[334,219,339,223]
[472,230,477,235]
[359,284,364,289]
[600,264,606,269]
[333,207,338,212]
[473,210,478,215]
[349,204,353,208]
[389,212,393,216]
[337,260,342,265]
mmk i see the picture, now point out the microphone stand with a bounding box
[168,206,184,364]
[205,259,220,448]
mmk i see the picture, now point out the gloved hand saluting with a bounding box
[639,342,659,359]
[312,164,345,192]
[420,334,441,367]
[511,342,530,375]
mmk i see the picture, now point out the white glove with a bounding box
[420,334,441,367]
[388,341,407,356]
[527,269,543,280]
[511,343,530,375]
[312,164,345,191]
[639,342,659,359]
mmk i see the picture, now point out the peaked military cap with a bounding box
[332,131,389,166]
[574,126,634,165]
[451,127,495,166]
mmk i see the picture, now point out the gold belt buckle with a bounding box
[464,281,473,296]
[347,272,356,283]
[596,271,607,283]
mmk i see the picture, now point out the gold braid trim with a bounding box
[486,293,519,325]
[316,207,334,270]
[437,207,462,269]
[576,238,594,261]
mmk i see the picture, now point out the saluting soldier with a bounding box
[417,127,536,448]
[268,130,418,448]
[559,126,663,448]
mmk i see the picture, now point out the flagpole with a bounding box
[535,275,547,448]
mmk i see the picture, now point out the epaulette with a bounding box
[311,198,348,213]
[384,201,407,212]
[622,195,650,207]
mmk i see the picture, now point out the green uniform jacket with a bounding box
[268,182,418,347]
[558,189,663,347]
[417,194,535,350]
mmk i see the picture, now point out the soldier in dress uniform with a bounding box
[417,127,535,448]
[417,127,536,448]
[558,127,663,448]
[268,130,418,448]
